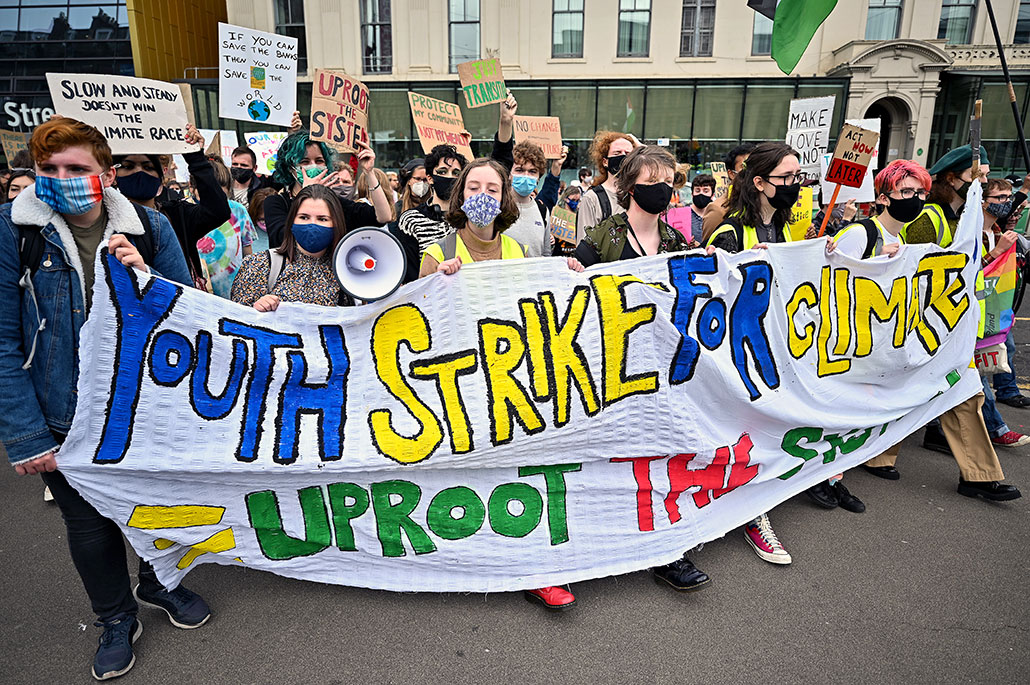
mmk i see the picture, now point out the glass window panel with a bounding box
[20,7,64,32]
[368,87,415,143]
[644,84,693,141]
[693,84,743,140]
[741,84,794,140]
[752,13,772,55]
[795,82,846,139]
[450,23,479,70]
[981,82,1029,140]
[866,4,901,41]
[596,86,644,138]
[1017,2,1030,43]
[938,2,975,44]
[550,85,596,140]
[553,12,583,57]
[618,10,650,56]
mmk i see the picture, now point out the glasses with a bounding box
[764,172,809,185]
[985,193,1013,202]
[891,188,929,200]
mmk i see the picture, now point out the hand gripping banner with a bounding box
[60,187,985,593]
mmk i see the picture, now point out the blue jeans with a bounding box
[981,374,1009,438]
[993,329,1020,400]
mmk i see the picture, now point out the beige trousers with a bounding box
[865,393,1005,482]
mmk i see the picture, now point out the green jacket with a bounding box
[581,212,688,263]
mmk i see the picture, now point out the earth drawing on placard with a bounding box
[248,99,271,121]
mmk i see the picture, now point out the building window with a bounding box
[866,0,903,40]
[617,0,651,58]
[449,0,480,72]
[938,0,976,45]
[1016,1,1030,43]
[752,11,772,56]
[274,0,307,74]
[552,0,584,58]
[360,0,392,74]
[680,0,715,57]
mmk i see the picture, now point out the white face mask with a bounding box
[410,180,430,197]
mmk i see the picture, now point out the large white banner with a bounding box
[60,189,984,593]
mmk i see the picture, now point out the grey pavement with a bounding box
[3,350,1030,684]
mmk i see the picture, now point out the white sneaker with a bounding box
[743,513,792,565]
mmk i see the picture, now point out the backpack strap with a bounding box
[591,184,612,220]
[127,202,156,267]
[16,225,45,280]
[859,218,881,259]
[267,249,285,292]
[442,231,458,261]
[535,198,548,222]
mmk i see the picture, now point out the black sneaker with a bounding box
[957,479,1022,502]
[653,556,710,592]
[861,465,900,480]
[833,482,866,513]
[92,614,142,681]
[997,394,1030,408]
[805,481,839,509]
[922,423,953,455]
[134,583,211,629]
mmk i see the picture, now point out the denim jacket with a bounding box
[0,185,192,465]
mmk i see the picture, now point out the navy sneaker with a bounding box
[133,583,211,629]
[92,614,142,681]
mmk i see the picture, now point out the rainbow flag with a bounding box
[977,243,1018,348]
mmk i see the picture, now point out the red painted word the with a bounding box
[612,433,759,532]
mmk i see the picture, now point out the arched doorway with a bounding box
[865,97,913,168]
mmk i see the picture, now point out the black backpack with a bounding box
[856,218,882,259]
[17,202,155,279]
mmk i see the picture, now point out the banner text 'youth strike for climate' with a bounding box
[90,249,970,467]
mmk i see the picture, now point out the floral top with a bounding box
[230,250,349,307]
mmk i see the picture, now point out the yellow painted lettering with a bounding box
[832,268,853,356]
[853,276,908,356]
[540,287,600,426]
[817,266,850,376]
[409,351,479,454]
[519,299,551,401]
[785,282,817,359]
[479,320,545,445]
[590,275,659,405]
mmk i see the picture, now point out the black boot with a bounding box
[653,555,710,592]
[922,422,952,455]
[805,481,839,509]
[957,479,1022,502]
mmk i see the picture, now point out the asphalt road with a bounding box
[3,337,1030,685]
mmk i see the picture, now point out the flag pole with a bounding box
[983,0,1030,172]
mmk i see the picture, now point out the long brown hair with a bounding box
[445,158,520,233]
[275,185,348,262]
[726,142,799,230]
[927,171,961,207]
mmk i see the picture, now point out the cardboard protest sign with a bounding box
[825,124,879,188]
[818,153,872,204]
[513,116,563,159]
[198,129,240,167]
[46,73,195,154]
[549,205,577,244]
[457,58,507,108]
[787,186,814,241]
[709,162,730,200]
[242,131,287,175]
[0,129,29,161]
[408,92,474,161]
[786,96,835,176]
[218,22,297,127]
[59,188,984,592]
[664,206,694,242]
[310,69,370,154]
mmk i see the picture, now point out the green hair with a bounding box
[273,130,337,187]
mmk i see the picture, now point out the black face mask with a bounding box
[767,182,801,210]
[606,154,625,176]
[692,193,713,209]
[632,183,674,215]
[432,174,456,201]
[955,180,969,201]
[885,195,925,224]
[231,167,254,184]
[117,170,163,201]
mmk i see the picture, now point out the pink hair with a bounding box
[874,160,932,196]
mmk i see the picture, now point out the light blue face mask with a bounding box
[512,174,538,197]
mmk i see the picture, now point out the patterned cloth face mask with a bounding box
[34,174,105,215]
[461,192,502,227]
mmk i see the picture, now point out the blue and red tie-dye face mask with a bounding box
[34,174,105,215]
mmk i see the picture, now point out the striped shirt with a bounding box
[398,204,453,254]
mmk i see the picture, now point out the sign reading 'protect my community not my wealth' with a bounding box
[59,189,985,593]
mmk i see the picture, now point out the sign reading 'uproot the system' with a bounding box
[218,22,297,127]
[46,73,196,155]
[408,92,474,160]
[310,70,370,154]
